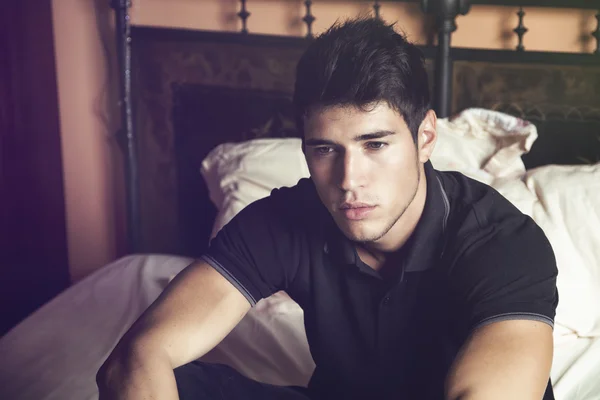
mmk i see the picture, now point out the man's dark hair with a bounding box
[293,17,430,142]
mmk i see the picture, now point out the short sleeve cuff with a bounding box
[472,312,554,332]
[201,254,260,306]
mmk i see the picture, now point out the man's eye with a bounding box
[366,142,387,150]
[314,147,334,155]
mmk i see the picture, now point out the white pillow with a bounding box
[201,138,310,238]
[492,163,600,337]
[432,108,538,184]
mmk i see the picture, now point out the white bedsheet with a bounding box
[552,333,600,400]
[0,254,313,400]
[1,254,599,399]
[0,255,192,400]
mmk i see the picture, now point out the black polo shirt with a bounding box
[202,162,558,400]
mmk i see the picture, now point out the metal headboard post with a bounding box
[513,6,527,51]
[111,0,141,253]
[593,11,600,54]
[303,1,316,39]
[238,0,250,34]
[373,1,382,20]
[421,0,471,118]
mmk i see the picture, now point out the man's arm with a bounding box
[97,260,251,400]
[445,319,553,400]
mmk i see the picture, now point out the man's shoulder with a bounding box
[436,170,545,258]
[437,170,522,222]
[269,177,319,203]
[244,177,324,224]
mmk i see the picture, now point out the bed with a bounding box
[1,0,600,399]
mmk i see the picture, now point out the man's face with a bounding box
[303,103,435,245]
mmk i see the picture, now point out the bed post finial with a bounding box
[421,0,471,118]
[303,1,316,39]
[593,11,600,55]
[110,0,141,253]
[373,1,382,20]
[238,0,250,34]
[514,6,528,52]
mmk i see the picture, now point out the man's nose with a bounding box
[337,151,364,191]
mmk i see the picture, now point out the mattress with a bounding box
[0,254,598,399]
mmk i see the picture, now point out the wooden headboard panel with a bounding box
[451,52,600,167]
[131,27,600,257]
[132,30,307,256]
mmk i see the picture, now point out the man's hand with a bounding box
[445,319,553,400]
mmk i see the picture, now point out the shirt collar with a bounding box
[403,161,450,272]
[324,161,450,273]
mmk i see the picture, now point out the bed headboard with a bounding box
[113,1,600,257]
[450,51,600,167]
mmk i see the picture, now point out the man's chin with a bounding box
[339,224,380,243]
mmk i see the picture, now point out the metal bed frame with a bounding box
[109,0,600,253]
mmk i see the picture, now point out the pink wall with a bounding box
[131,0,596,52]
[52,0,597,281]
[51,0,124,282]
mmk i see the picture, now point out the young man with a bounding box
[97,18,558,400]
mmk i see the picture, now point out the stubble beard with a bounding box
[349,166,421,244]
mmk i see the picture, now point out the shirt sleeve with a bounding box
[201,192,302,306]
[449,215,559,333]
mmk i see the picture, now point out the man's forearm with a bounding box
[97,344,179,400]
[96,260,251,399]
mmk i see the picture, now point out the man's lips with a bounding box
[340,202,373,209]
[339,203,376,220]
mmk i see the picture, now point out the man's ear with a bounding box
[417,109,437,163]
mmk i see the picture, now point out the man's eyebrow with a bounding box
[304,138,336,147]
[304,130,396,147]
[353,130,396,141]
